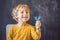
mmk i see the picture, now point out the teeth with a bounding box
[23,17,27,18]
[22,16,28,18]
[22,17,27,18]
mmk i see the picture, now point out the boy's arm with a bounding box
[36,28,41,40]
[31,26,41,40]
[31,21,41,40]
[35,21,41,39]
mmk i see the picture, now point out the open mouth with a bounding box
[22,17,28,18]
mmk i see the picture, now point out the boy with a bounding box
[7,4,41,40]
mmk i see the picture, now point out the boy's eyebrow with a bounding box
[18,8,24,11]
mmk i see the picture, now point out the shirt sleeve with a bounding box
[6,26,13,40]
[30,26,41,40]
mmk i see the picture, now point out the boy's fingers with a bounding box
[35,21,41,28]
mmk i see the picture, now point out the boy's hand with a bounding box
[35,21,41,28]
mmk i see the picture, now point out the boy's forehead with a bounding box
[19,7,28,12]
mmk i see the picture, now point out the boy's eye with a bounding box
[26,12,28,14]
[21,11,24,13]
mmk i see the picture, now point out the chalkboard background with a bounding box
[0,0,60,40]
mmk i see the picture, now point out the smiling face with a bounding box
[12,4,30,23]
[17,7,30,22]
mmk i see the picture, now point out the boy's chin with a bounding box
[22,19,29,22]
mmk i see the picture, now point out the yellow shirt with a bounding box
[7,23,41,40]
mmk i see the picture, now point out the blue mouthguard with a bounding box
[34,16,41,21]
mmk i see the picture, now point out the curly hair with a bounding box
[12,4,30,21]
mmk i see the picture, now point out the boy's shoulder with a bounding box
[27,23,34,27]
[27,23,36,30]
[27,23,35,28]
[9,24,18,28]
[9,23,35,29]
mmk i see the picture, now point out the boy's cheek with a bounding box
[28,15,30,20]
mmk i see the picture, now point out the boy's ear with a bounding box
[14,13,18,18]
[15,15,18,18]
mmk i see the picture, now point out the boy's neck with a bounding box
[17,21,26,27]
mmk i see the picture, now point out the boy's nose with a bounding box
[24,12,27,16]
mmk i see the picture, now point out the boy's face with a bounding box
[17,8,30,22]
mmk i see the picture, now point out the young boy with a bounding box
[7,4,41,40]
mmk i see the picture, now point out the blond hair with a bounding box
[12,4,30,21]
